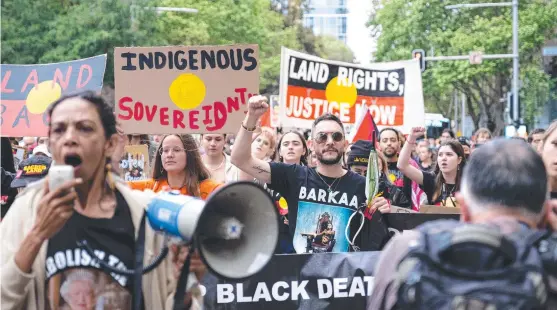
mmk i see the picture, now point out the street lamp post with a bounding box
[445,0,520,126]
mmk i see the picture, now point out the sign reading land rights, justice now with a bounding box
[279,48,424,133]
[115,45,259,134]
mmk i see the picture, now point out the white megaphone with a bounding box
[145,181,279,280]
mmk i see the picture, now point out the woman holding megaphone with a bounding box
[0,91,202,310]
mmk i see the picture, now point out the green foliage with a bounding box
[1,0,164,85]
[1,0,355,97]
[157,0,301,94]
[314,35,355,63]
[370,0,557,134]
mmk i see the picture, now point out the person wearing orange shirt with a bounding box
[129,134,221,198]
[129,133,222,282]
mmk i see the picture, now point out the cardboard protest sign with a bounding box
[114,45,259,134]
[119,144,150,182]
[1,55,107,137]
[279,48,425,133]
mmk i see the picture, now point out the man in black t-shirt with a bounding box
[231,95,390,253]
[379,128,427,209]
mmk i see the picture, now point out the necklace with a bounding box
[315,170,343,192]
[206,156,225,171]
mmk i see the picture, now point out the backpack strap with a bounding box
[436,225,517,262]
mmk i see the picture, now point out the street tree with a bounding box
[369,0,557,134]
[1,0,163,87]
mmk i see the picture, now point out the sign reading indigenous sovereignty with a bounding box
[279,48,425,133]
[0,55,107,137]
[114,45,259,134]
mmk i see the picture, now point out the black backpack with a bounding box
[393,220,548,310]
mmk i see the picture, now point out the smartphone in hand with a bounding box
[48,165,75,192]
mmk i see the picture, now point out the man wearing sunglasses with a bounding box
[231,95,390,254]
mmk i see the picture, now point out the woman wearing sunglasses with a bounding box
[129,134,222,281]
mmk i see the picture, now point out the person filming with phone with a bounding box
[0,91,202,310]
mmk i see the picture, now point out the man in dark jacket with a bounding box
[368,138,555,309]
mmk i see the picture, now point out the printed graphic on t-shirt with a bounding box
[387,168,405,187]
[45,248,131,310]
[294,201,355,254]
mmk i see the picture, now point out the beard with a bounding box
[382,148,397,158]
[316,149,343,166]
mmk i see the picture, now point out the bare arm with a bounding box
[230,96,272,184]
[396,129,424,185]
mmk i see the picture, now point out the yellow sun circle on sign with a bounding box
[325,76,358,108]
[168,73,206,110]
[25,80,62,114]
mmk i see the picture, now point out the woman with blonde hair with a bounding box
[239,128,277,181]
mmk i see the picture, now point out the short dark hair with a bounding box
[462,138,547,215]
[442,128,455,138]
[312,113,344,136]
[379,128,400,141]
[527,128,545,143]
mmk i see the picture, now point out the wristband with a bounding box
[242,121,257,132]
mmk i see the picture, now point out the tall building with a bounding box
[303,0,348,43]
[273,0,377,64]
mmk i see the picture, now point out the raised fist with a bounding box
[409,127,426,141]
[247,95,269,119]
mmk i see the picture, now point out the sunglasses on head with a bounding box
[314,131,344,144]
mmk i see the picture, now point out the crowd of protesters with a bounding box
[1,91,556,309]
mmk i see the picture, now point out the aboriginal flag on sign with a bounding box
[278,48,426,134]
[0,55,107,137]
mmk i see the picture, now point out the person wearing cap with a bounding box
[31,144,52,158]
[347,140,411,209]
[10,155,52,189]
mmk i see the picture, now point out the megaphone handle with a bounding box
[173,240,196,310]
